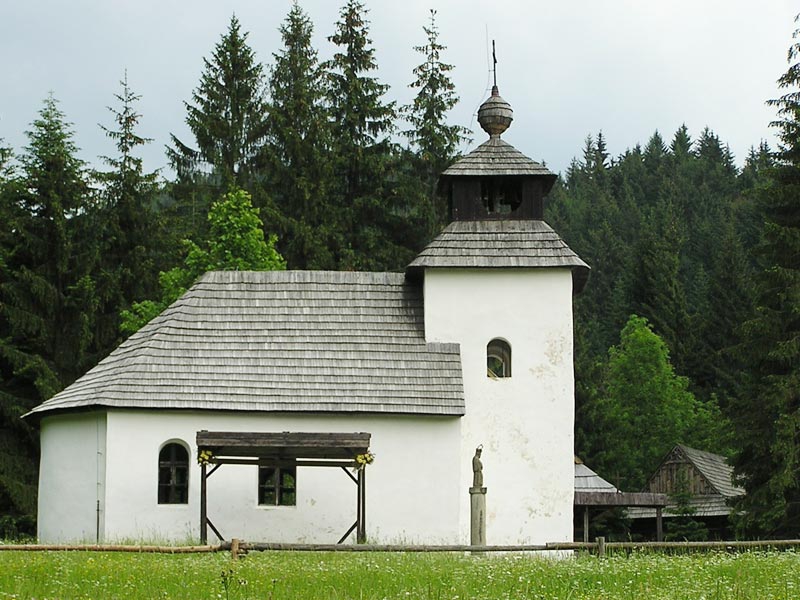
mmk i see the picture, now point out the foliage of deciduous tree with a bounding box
[582,316,726,492]
[120,188,285,335]
[729,22,800,537]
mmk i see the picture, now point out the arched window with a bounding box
[158,442,189,504]
[487,338,512,378]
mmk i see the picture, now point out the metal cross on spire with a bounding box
[492,40,498,89]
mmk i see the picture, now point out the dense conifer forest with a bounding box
[0,1,797,539]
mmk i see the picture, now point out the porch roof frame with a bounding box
[196,431,371,545]
[574,491,669,543]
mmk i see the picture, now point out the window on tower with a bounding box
[480,177,522,215]
[487,338,512,378]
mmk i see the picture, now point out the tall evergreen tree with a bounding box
[0,96,97,531]
[324,0,405,270]
[265,2,334,269]
[0,140,11,179]
[629,200,691,375]
[551,126,751,483]
[402,9,471,231]
[730,21,800,536]
[0,139,14,272]
[168,15,270,238]
[94,74,164,352]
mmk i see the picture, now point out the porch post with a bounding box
[357,467,366,543]
[656,507,663,542]
[583,506,590,543]
[200,462,208,544]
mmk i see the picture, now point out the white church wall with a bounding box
[423,268,576,545]
[98,410,461,544]
[38,412,106,543]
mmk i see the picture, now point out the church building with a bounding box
[27,86,589,545]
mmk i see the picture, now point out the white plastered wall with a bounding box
[37,412,107,543]
[423,268,576,545]
[90,410,461,544]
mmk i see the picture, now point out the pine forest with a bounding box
[1,2,798,540]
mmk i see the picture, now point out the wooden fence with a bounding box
[2,538,800,559]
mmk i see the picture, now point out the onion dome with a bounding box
[477,85,513,136]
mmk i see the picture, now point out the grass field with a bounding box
[0,549,797,599]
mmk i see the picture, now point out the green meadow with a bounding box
[0,549,798,599]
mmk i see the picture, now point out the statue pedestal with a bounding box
[469,486,487,547]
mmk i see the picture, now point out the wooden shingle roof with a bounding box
[406,220,590,292]
[676,445,744,499]
[442,136,555,178]
[28,271,464,418]
[629,445,744,519]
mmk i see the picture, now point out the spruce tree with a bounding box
[265,2,334,269]
[0,139,14,272]
[95,74,164,351]
[730,21,800,536]
[324,0,406,270]
[0,96,98,531]
[402,9,471,230]
[629,200,691,374]
[168,15,270,238]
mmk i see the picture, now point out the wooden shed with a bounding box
[628,445,744,538]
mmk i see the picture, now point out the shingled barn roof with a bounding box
[27,271,464,418]
[629,445,745,519]
[406,220,590,292]
[675,445,744,499]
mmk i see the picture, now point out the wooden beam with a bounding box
[210,458,356,469]
[207,518,224,542]
[337,521,357,545]
[342,466,358,485]
[574,491,668,507]
[195,431,371,459]
[197,431,371,446]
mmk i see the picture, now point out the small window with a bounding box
[487,338,511,378]
[158,443,189,504]
[258,466,296,506]
[481,177,522,215]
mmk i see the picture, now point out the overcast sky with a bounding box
[0,1,797,177]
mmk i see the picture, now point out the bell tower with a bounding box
[442,85,557,222]
[408,83,589,545]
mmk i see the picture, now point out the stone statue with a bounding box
[472,445,483,488]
